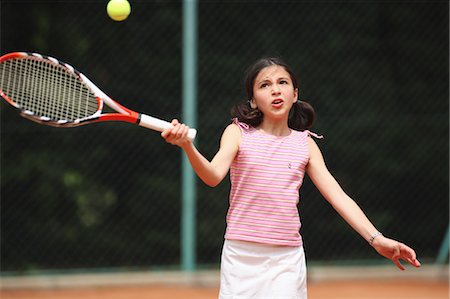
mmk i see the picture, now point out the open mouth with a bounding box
[272,99,284,108]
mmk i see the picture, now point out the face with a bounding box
[251,65,298,120]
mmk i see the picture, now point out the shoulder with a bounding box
[224,122,242,136]
[220,123,242,148]
[300,129,324,153]
[307,136,319,151]
[307,136,325,164]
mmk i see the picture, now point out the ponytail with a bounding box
[230,101,263,127]
[288,100,316,130]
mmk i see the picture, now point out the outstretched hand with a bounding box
[371,235,421,270]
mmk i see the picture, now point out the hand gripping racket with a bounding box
[0,52,197,140]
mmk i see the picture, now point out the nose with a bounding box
[271,84,281,94]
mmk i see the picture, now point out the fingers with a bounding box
[161,119,191,146]
[375,238,421,271]
[161,119,179,139]
[170,122,188,139]
[392,242,421,270]
[400,243,421,268]
[393,260,405,271]
[391,243,405,271]
[406,257,421,268]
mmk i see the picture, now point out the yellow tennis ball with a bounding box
[107,0,131,21]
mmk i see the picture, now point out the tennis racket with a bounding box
[0,52,197,140]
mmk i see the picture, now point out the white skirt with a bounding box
[219,239,307,299]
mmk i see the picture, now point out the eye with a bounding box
[260,82,269,88]
[279,79,289,85]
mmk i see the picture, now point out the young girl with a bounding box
[162,57,421,299]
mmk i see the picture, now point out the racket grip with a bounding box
[139,114,197,141]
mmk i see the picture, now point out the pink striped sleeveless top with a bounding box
[225,119,322,247]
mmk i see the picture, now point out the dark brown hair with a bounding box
[231,57,316,131]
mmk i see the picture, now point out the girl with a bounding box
[162,57,420,299]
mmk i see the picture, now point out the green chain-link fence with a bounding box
[1,0,448,273]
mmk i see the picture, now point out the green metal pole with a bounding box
[436,225,449,264]
[181,0,198,271]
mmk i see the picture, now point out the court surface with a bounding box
[2,279,448,299]
[2,266,448,299]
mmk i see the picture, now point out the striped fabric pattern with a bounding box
[225,119,311,247]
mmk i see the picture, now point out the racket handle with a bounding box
[139,114,197,141]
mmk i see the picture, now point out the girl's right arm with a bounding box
[161,119,241,187]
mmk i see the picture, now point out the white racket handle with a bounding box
[139,114,197,141]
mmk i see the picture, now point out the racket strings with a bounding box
[0,57,99,122]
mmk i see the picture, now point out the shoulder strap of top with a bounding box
[304,130,324,139]
[232,118,251,131]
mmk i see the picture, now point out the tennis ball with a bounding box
[107,0,131,21]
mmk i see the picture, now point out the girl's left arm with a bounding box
[306,137,421,270]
